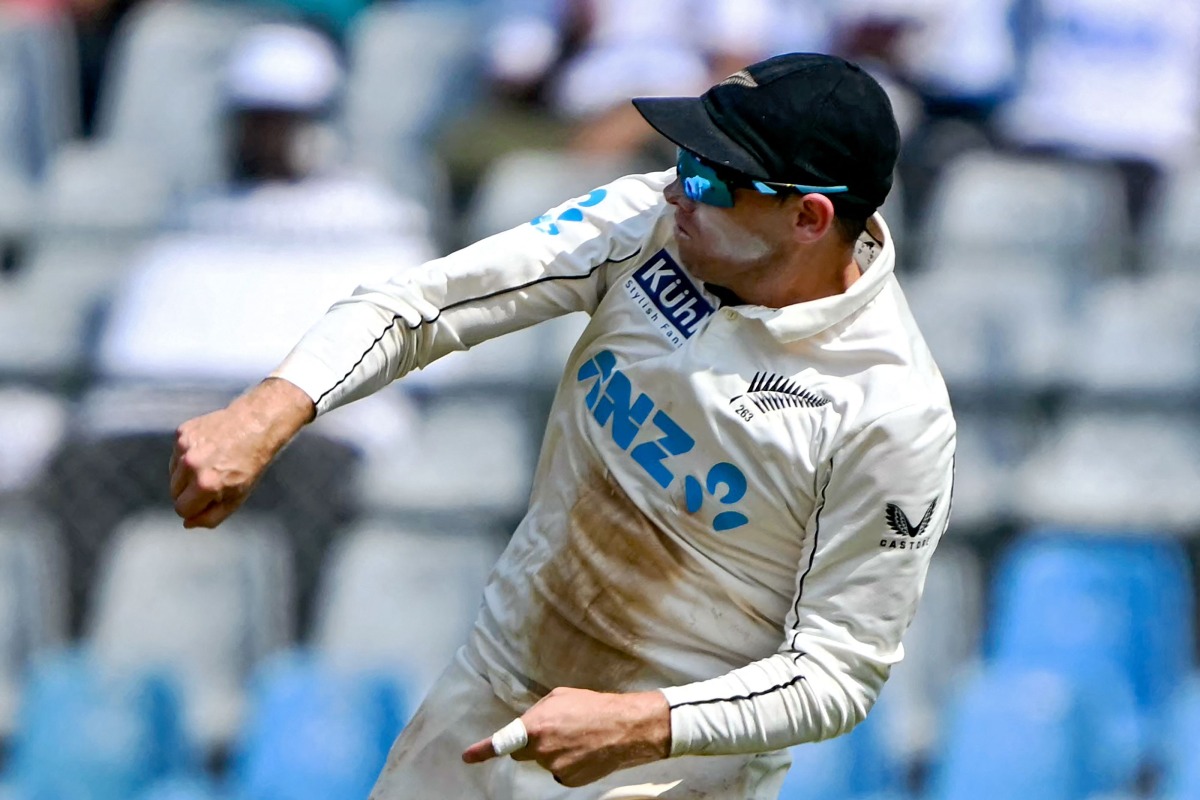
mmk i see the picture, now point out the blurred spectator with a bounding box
[165,21,430,243]
[96,23,425,450]
[826,0,1021,229]
[441,0,784,196]
[997,0,1200,234]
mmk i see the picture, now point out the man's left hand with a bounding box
[461,687,671,787]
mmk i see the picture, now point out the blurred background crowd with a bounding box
[1,0,1200,798]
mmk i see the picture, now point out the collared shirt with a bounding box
[274,170,956,756]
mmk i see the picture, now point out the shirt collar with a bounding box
[716,213,895,342]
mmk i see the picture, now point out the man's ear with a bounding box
[792,193,837,244]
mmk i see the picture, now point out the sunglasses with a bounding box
[675,148,849,208]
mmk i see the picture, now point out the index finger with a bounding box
[462,738,496,764]
[173,480,218,521]
[169,456,189,500]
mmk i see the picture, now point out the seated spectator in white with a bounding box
[996,0,1200,230]
[97,23,427,454]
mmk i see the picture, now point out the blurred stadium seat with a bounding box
[0,6,77,182]
[946,408,1046,531]
[0,141,171,380]
[1064,272,1200,397]
[989,532,1194,732]
[37,141,170,234]
[1158,677,1200,800]
[0,508,67,739]
[229,652,404,800]
[5,650,195,800]
[903,265,1075,398]
[918,151,1130,280]
[928,665,1125,800]
[354,392,541,523]
[1144,164,1200,274]
[311,519,503,702]
[880,543,984,764]
[0,166,35,271]
[85,510,294,753]
[1012,407,1200,531]
[463,150,639,243]
[0,387,67,495]
[343,2,481,156]
[137,776,226,800]
[778,699,904,800]
[341,2,479,226]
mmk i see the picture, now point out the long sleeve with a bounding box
[660,402,956,755]
[272,171,671,415]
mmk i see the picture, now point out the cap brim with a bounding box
[632,96,768,180]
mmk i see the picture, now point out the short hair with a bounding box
[833,212,870,244]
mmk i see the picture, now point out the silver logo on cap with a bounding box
[720,70,758,88]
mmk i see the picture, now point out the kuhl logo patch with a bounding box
[624,250,714,346]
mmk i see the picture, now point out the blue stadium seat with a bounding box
[1158,678,1200,800]
[229,653,405,800]
[778,700,903,800]
[138,776,227,800]
[87,510,295,755]
[929,666,1092,800]
[989,531,1194,727]
[5,650,194,800]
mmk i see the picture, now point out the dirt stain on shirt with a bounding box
[523,469,694,694]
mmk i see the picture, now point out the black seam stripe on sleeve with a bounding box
[316,314,403,406]
[668,674,808,710]
[945,454,956,529]
[791,457,834,623]
[313,247,642,406]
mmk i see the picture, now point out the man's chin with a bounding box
[674,243,708,279]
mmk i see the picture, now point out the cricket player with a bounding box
[170,53,956,799]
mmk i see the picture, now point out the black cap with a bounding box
[632,53,900,213]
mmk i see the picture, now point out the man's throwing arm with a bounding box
[273,174,668,416]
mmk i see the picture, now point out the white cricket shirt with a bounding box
[274,170,957,756]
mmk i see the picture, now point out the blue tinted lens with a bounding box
[676,149,735,207]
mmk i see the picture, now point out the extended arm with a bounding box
[169,173,670,528]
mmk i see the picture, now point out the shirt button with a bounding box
[723,309,737,320]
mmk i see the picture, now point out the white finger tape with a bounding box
[491,718,529,757]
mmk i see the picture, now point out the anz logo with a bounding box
[530,189,607,235]
[576,349,749,532]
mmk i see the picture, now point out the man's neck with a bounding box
[717,244,861,309]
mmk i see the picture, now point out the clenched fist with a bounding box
[169,378,315,528]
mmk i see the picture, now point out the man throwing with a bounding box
[170,53,956,799]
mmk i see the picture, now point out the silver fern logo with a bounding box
[720,70,758,88]
[731,372,828,415]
